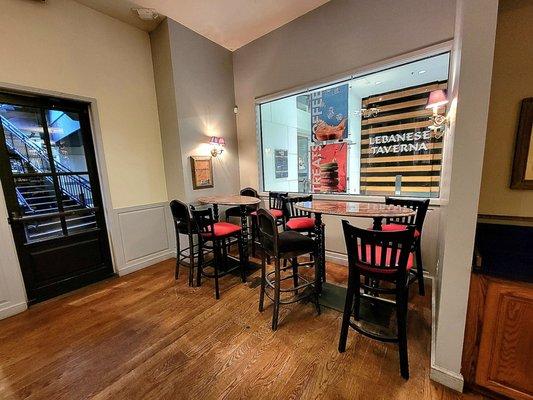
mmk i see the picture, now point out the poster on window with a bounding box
[311,143,348,193]
[311,84,348,142]
[274,149,288,179]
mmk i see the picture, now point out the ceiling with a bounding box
[75,0,330,51]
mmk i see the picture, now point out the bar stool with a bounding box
[192,206,245,299]
[256,209,320,331]
[339,220,416,379]
[251,191,287,258]
[170,199,199,286]
[283,194,315,233]
[380,197,430,296]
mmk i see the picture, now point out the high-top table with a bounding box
[197,195,261,267]
[295,200,416,310]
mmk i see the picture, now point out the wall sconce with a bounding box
[426,89,449,132]
[209,136,225,157]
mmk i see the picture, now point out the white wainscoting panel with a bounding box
[112,202,175,276]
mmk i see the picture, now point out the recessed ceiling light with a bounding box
[418,70,427,74]
[375,81,383,85]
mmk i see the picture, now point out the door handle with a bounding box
[8,211,22,225]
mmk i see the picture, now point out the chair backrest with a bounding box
[170,199,193,233]
[268,191,287,211]
[385,197,430,232]
[342,219,414,276]
[240,187,259,198]
[257,208,279,256]
[190,207,215,238]
[283,195,312,219]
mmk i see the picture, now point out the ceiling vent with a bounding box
[132,8,159,21]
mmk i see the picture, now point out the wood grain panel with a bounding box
[475,279,533,400]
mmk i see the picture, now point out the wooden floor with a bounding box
[0,258,489,400]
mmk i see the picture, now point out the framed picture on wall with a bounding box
[511,98,533,189]
[190,156,214,190]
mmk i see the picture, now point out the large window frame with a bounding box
[255,42,453,202]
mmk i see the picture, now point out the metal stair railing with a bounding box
[1,115,94,208]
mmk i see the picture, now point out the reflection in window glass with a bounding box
[259,53,450,198]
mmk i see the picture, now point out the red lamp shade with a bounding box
[217,137,226,147]
[426,89,448,109]
[209,136,219,145]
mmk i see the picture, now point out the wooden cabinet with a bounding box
[463,275,533,399]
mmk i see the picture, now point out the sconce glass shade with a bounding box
[209,136,219,145]
[218,137,226,147]
[426,89,448,109]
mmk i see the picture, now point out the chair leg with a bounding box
[415,248,425,296]
[259,254,266,312]
[339,268,356,352]
[272,258,281,331]
[214,242,221,300]
[396,284,410,380]
[175,233,181,280]
[321,226,326,283]
[251,218,257,258]
[353,272,361,320]
[238,233,246,283]
[196,240,204,287]
[313,252,321,316]
[291,257,298,295]
[188,234,195,287]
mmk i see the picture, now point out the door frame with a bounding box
[0,82,119,307]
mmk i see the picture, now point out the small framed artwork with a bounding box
[511,98,533,189]
[190,156,214,190]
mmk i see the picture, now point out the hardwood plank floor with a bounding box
[0,258,488,400]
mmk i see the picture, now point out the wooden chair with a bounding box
[256,209,320,330]
[192,206,245,299]
[283,194,315,233]
[225,187,260,221]
[381,197,430,296]
[339,220,416,379]
[251,191,287,258]
[169,199,199,286]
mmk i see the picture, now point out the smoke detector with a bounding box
[132,8,159,21]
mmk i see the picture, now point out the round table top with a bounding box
[295,200,416,218]
[197,195,261,206]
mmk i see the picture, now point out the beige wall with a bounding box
[0,0,167,209]
[478,0,533,217]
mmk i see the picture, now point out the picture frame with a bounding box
[510,98,533,189]
[190,156,214,190]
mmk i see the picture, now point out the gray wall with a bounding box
[151,18,240,203]
[233,0,456,190]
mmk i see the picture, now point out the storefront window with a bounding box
[259,52,450,198]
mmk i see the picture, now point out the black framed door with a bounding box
[0,92,113,304]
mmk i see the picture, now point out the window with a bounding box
[258,52,450,198]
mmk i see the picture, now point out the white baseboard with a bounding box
[430,274,464,392]
[325,250,348,265]
[117,249,175,277]
[0,301,27,320]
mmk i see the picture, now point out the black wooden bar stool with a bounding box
[251,191,287,258]
[339,220,416,379]
[192,206,245,299]
[256,209,320,331]
[381,197,430,296]
[170,199,199,286]
[225,187,259,221]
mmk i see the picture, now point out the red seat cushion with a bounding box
[380,223,421,238]
[286,217,315,231]
[356,244,414,275]
[250,209,284,218]
[201,222,241,238]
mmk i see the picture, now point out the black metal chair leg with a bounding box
[272,259,281,331]
[353,273,361,320]
[259,254,266,312]
[214,242,221,300]
[396,285,409,380]
[175,233,181,280]
[291,258,298,294]
[188,235,195,287]
[339,268,356,353]
[238,233,246,283]
[196,240,204,287]
[416,248,425,296]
